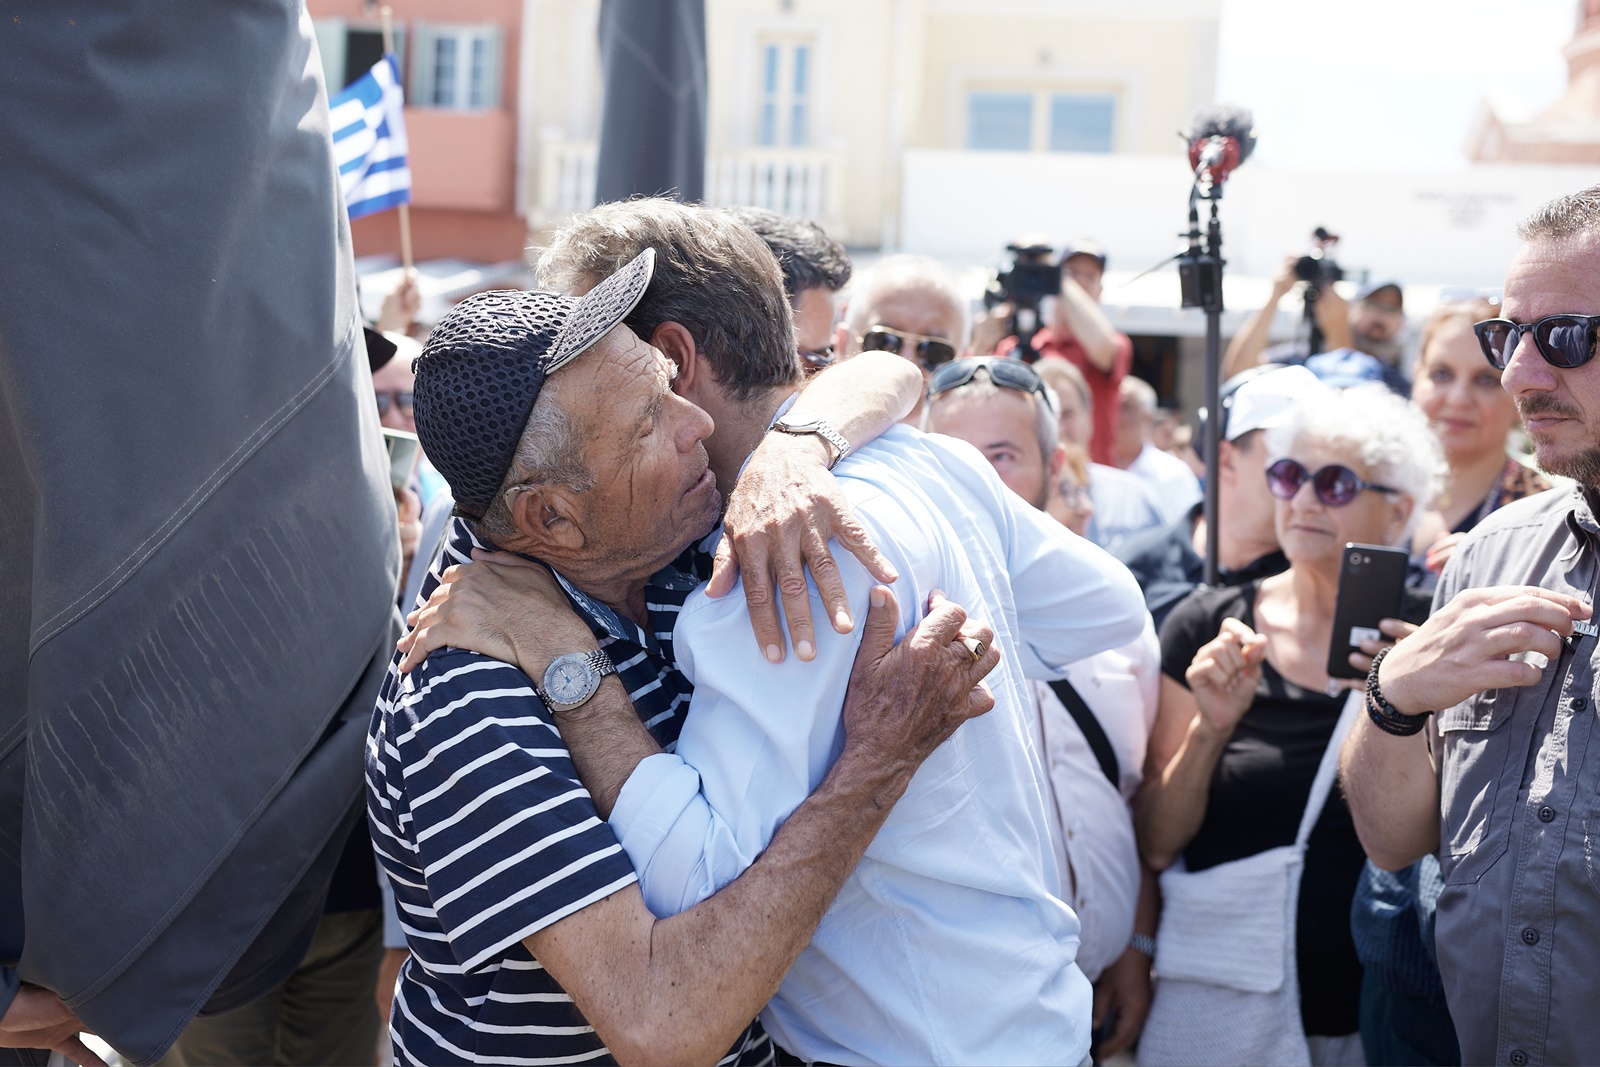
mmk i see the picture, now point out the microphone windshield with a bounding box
[1181,104,1257,165]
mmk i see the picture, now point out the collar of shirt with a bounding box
[449,517,699,661]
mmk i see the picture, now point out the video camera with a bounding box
[985,243,1060,311]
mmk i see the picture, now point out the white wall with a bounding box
[901,149,1600,290]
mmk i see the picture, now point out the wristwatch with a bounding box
[534,650,617,712]
[1129,932,1157,959]
[771,415,851,470]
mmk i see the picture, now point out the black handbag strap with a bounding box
[1047,678,1119,788]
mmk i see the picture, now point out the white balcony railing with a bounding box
[533,129,848,240]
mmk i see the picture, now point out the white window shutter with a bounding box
[480,26,503,110]
[410,22,435,106]
[312,18,346,93]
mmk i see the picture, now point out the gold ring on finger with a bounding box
[961,636,986,662]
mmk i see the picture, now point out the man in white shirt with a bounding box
[404,201,1148,1065]
[1112,375,1202,523]
[922,356,1161,1059]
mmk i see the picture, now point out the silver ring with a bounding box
[961,636,986,662]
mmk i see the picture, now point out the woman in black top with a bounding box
[1136,386,1442,1061]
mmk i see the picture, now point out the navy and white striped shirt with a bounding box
[367,517,771,1065]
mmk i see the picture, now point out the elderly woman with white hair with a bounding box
[1134,387,1442,1067]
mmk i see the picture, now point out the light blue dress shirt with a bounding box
[608,425,1147,1066]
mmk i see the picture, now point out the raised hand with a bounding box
[1186,617,1267,735]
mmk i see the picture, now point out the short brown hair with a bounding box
[539,198,800,401]
[1418,297,1500,369]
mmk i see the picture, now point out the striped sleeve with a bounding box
[392,650,638,973]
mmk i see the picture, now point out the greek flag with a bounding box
[329,55,411,220]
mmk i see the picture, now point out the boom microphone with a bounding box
[1181,104,1257,186]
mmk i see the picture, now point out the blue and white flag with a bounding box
[329,55,412,220]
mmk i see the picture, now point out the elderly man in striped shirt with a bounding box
[397,199,1150,1065]
[368,229,1003,1066]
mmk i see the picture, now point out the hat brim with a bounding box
[547,248,657,372]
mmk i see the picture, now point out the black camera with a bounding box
[1293,226,1343,290]
[986,243,1060,310]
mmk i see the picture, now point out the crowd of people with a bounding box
[9,110,1600,1067]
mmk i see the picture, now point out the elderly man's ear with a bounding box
[509,484,586,553]
[649,321,707,403]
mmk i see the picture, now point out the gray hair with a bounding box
[1263,385,1444,542]
[1120,375,1158,416]
[538,198,799,402]
[922,377,1061,468]
[1518,184,1600,242]
[844,254,970,346]
[1035,359,1091,413]
[475,384,594,545]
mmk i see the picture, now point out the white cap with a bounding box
[1223,364,1331,441]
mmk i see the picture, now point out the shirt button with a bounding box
[1521,927,1540,945]
[1572,696,1588,710]
[1509,1051,1528,1067]
[1539,805,1557,823]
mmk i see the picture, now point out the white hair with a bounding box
[843,254,971,346]
[1263,385,1444,542]
[1119,375,1158,416]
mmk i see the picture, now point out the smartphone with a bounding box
[383,428,422,494]
[1327,543,1409,679]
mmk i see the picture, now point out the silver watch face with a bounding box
[545,653,598,706]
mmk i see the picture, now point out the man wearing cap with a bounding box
[395,199,1149,1065]
[994,241,1134,466]
[367,229,1006,1065]
[1114,365,1331,627]
[1224,252,1409,393]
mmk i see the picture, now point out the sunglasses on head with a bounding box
[799,344,836,371]
[860,325,958,368]
[927,356,1055,411]
[375,390,414,417]
[1266,458,1396,508]
[1474,314,1600,371]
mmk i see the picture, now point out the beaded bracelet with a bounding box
[1364,646,1430,737]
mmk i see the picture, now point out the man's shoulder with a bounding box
[1444,481,1575,587]
[378,647,543,740]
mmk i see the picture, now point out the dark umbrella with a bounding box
[0,4,399,1062]
[595,0,707,203]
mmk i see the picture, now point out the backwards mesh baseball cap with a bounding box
[411,248,656,520]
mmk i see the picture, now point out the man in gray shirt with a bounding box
[1340,185,1600,1067]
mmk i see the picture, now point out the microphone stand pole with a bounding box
[1179,178,1226,586]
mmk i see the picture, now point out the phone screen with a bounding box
[1327,543,1409,679]
[383,428,422,495]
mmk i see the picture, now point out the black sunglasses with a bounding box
[860,326,958,368]
[800,344,836,371]
[376,390,414,417]
[1474,315,1600,371]
[927,357,1055,412]
[1266,458,1397,508]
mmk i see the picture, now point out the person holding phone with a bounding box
[1135,386,1441,1066]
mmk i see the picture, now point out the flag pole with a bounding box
[380,6,414,275]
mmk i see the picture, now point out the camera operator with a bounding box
[1223,234,1408,395]
[976,242,1134,467]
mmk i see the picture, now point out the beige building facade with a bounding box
[531,0,1221,249]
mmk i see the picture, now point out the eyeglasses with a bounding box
[1266,458,1397,507]
[376,390,414,417]
[1474,314,1600,370]
[927,356,1056,412]
[859,325,959,368]
[800,344,836,370]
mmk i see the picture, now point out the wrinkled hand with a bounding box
[1092,946,1153,1058]
[1186,617,1267,735]
[708,432,897,664]
[1378,586,1589,716]
[0,984,106,1067]
[839,588,999,773]
[1424,531,1465,574]
[376,270,422,335]
[397,551,595,674]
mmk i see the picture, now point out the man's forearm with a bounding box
[789,350,921,442]
[1222,297,1282,378]
[1057,283,1119,372]
[1339,714,1440,870]
[554,677,661,818]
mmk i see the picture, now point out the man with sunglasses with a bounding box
[1341,186,1600,1067]
[840,254,968,422]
